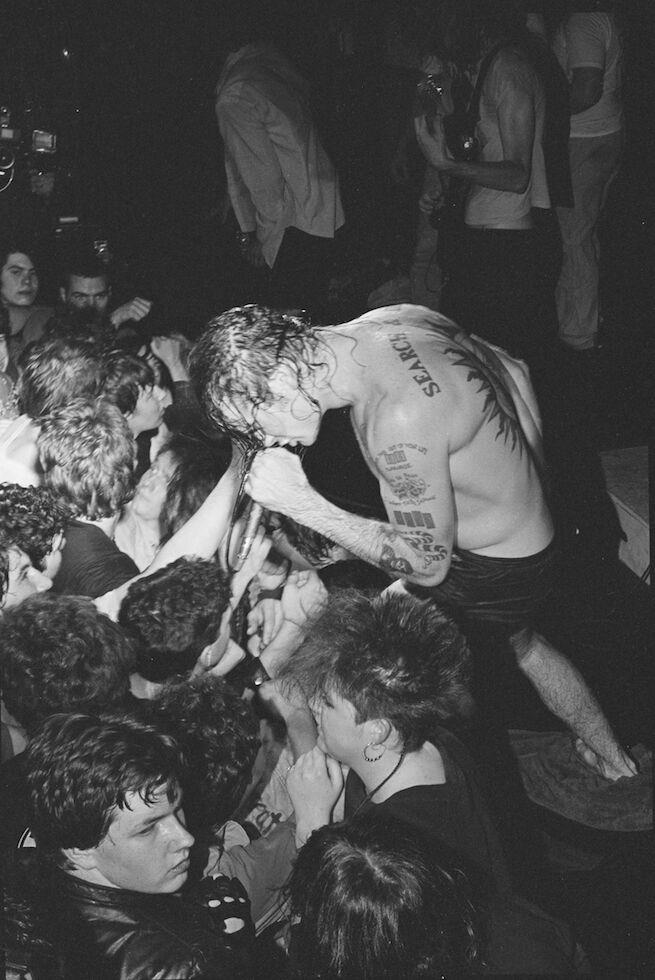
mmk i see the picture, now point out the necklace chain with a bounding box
[351,750,407,818]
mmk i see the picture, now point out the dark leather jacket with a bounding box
[51,869,254,979]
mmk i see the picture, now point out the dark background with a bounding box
[1,1,653,363]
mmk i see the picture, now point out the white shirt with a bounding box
[215,44,344,267]
[553,13,623,138]
[467,47,550,228]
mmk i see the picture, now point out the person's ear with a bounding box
[364,718,392,747]
[62,846,99,871]
[269,360,299,395]
[59,286,66,303]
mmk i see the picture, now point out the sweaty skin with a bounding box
[245,305,552,587]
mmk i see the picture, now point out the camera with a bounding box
[442,112,479,163]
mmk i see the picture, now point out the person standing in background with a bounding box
[552,3,623,352]
[215,42,344,315]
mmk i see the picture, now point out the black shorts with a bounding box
[408,540,558,634]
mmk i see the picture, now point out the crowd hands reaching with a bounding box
[0,231,644,978]
[0,0,643,966]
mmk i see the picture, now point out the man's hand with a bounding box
[280,568,327,629]
[150,334,191,382]
[228,525,272,607]
[110,296,152,327]
[414,114,453,171]
[192,638,246,679]
[286,746,344,845]
[246,448,313,519]
[574,737,638,781]
[247,598,284,655]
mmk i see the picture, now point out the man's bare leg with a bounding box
[511,627,637,780]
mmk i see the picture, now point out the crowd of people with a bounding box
[1,2,650,979]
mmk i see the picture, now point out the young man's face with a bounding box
[79,785,194,894]
[1,252,39,309]
[2,547,52,609]
[310,689,365,766]
[61,275,111,313]
[127,385,168,436]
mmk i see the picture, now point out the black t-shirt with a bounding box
[53,521,139,598]
[344,730,513,896]
[0,752,33,850]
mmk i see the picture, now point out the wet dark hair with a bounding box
[189,304,330,443]
[287,813,482,978]
[278,590,473,752]
[25,711,184,860]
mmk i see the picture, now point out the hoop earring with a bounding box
[363,742,385,763]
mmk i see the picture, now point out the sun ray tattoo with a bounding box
[444,346,525,453]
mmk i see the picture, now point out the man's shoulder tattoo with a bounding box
[445,345,525,453]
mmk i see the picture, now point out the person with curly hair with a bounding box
[38,397,140,597]
[0,594,136,739]
[19,711,253,977]
[0,483,67,579]
[0,593,137,832]
[0,335,103,486]
[146,675,260,842]
[100,351,168,438]
[118,557,234,691]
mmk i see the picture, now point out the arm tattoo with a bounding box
[388,475,429,503]
[392,509,435,529]
[400,529,449,567]
[380,543,414,576]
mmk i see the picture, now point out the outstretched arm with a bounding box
[94,443,244,619]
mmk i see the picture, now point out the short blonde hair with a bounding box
[38,398,136,520]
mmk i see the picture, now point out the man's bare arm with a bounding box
[246,428,456,587]
[94,445,244,619]
[569,66,604,114]
[415,56,536,195]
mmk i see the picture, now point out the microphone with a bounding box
[233,498,264,570]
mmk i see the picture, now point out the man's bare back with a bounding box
[324,305,553,563]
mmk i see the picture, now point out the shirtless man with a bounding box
[190,303,635,781]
